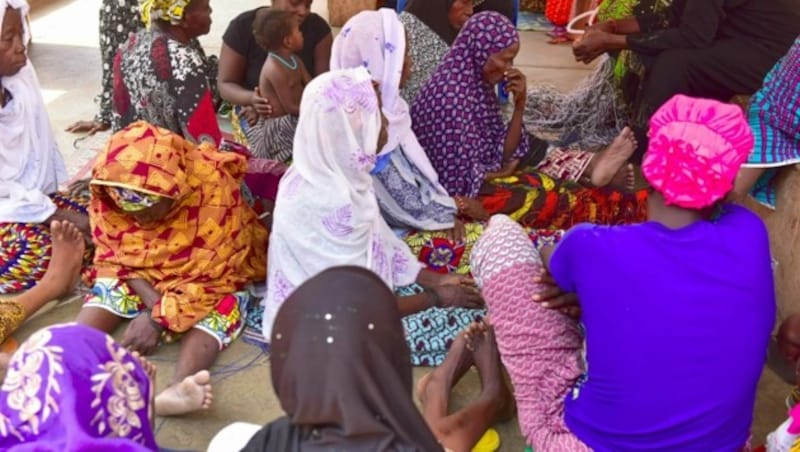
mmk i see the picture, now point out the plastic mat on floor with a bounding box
[518,11,551,31]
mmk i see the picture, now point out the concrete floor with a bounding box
[17,0,790,450]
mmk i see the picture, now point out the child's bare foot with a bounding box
[590,127,637,188]
[155,370,213,416]
[39,220,85,299]
[468,322,516,422]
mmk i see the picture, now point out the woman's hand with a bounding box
[438,272,475,288]
[573,29,611,64]
[504,69,528,110]
[446,218,467,243]
[121,313,162,355]
[65,120,110,135]
[432,284,484,310]
[455,197,490,221]
[250,87,273,118]
[532,272,580,318]
[485,159,520,181]
[587,19,615,34]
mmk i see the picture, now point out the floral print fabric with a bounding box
[85,278,249,350]
[0,324,156,451]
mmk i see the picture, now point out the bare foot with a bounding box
[417,332,474,404]
[40,220,85,298]
[467,322,516,422]
[609,163,636,191]
[155,370,213,416]
[589,127,637,188]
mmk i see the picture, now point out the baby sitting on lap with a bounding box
[246,9,310,162]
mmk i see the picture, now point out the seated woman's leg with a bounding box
[0,221,85,343]
[470,215,588,450]
[154,328,215,416]
[417,327,513,451]
[76,278,135,333]
[538,126,637,190]
[155,292,248,416]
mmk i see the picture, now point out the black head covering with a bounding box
[243,267,442,452]
[403,0,460,45]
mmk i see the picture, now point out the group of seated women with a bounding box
[3,0,800,449]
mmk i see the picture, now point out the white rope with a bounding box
[566,7,599,35]
[523,57,628,150]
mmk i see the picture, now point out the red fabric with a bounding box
[186,90,222,146]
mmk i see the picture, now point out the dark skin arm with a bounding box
[399,269,484,316]
[300,60,312,86]
[532,245,581,319]
[486,69,526,180]
[573,29,631,64]
[122,278,164,355]
[502,68,526,162]
[218,43,272,124]
[218,43,255,106]
[312,33,332,76]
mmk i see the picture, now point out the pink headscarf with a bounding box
[642,95,754,209]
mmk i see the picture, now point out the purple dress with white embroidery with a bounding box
[0,324,156,451]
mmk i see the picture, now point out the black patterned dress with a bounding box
[95,0,219,126]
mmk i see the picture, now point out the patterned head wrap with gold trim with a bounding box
[139,0,191,27]
[106,186,164,213]
[89,121,268,333]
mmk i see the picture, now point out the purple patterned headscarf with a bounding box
[0,324,157,451]
[411,11,526,198]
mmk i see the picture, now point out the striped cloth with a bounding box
[244,114,298,162]
[745,37,800,208]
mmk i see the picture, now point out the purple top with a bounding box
[410,11,528,198]
[550,204,774,450]
[0,324,156,451]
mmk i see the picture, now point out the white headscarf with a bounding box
[0,0,67,223]
[262,67,422,338]
[331,8,445,192]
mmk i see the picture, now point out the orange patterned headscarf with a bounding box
[90,121,268,332]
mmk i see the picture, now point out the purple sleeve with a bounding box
[511,124,530,160]
[549,224,594,293]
